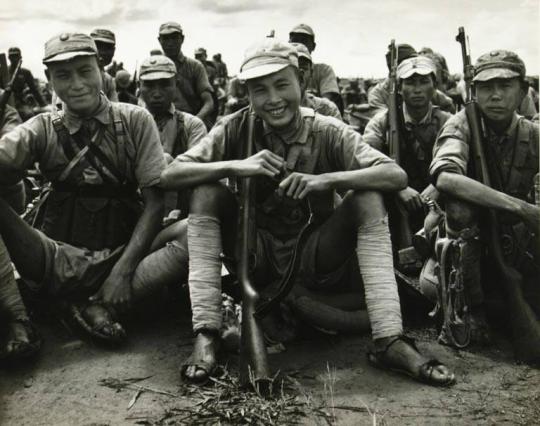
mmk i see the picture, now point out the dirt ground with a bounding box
[1,300,539,426]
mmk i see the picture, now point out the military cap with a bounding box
[139,55,177,80]
[290,23,315,39]
[8,47,21,56]
[159,21,183,35]
[42,32,97,64]
[115,70,132,89]
[90,29,116,44]
[290,42,312,62]
[194,47,207,56]
[397,56,437,80]
[473,50,526,82]
[238,39,298,81]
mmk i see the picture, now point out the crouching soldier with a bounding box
[139,55,207,222]
[363,56,452,266]
[161,39,455,386]
[430,50,540,363]
[0,32,167,357]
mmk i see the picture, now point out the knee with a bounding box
[342,190,386,223]
[189,183,232,216]
[445,198,477,232]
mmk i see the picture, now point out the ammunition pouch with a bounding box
[40,184,142,251]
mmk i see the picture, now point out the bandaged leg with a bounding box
[132,240,189,301]
[0,234,28,320]
[188,215,223,333]
[356,216,403,340]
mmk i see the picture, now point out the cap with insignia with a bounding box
[473,50,526,82]
[159,21,183,35]
[289,23,315,39]
[397,56,437,80]
[139,55,177,80]
[42,32,98,64]
[90,28,116,44]
[290,42,312,62]
[238,39,298,81]
[8,47,21,56]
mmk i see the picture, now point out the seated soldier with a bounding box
[430,50,539,362]
[161,39,455,386]
[0,32,168,357]
[290,43,342,120]
[363,56,452,256]
[369,44,455,114]
[138,55,207,221]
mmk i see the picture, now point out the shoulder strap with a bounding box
[174,110,189,156]
[506,118,533,195]
[52,113,76,161]
[111,104,127,177]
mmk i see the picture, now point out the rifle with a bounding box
[0,57,22,120]
[387,41,414,257]
[456,27,540,362]
[238,109,271,394]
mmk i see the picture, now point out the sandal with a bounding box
[0,318,42,361]
[180,331,219,384]
[368,335,456,387]
[70,303,126,345]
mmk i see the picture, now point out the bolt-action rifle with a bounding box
[456,26,540,361]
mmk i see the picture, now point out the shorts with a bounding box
[37,229,124,299]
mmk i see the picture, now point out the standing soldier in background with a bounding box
[138,55,207,221]
[115,70,138,105]
[431,50,539,362]
[158,22,215,129]
[194,48,219,126]
[90,29,119,102]
[289,24,344,114]
[290,43,342,120]
[212,53,229,115]
[7,47,47,121]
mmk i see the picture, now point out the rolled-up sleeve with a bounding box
[185,114,208,150]
[429,112,470,180]
[176,119,227,163]
[362,110,388,153]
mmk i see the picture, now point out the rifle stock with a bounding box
[238,110,271,393]
[456,27,540,362]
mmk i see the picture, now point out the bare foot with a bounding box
[1,319,41,360]
[372,336,455,386]
[80,304,126,343]
[182,332,219,383]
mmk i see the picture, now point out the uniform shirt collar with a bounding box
[486,112,519,144]
[262,107,314,145]
[402,102,433,126]
[62,92,111,134]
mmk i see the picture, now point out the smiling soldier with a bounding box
[160,39,455,386]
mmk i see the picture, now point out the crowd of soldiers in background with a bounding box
[3,32,537,131]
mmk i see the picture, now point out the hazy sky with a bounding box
[0,0,538,80]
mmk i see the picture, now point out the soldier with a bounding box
[7,47,48,121]
[224,77,249,115]
[363,56,452,247]
[0,32,167,357]
[158,22,215,129]
[194,48,219,126]
[288,24,343,113]
[430,50,539,361]
[90,29,119,102]
[369,44,455,114]
[290,43,342,120]
[343,78,367,108]
[115,70,138,105]
[138,55,207,220]
[160,39,455,386]
[212,53,228,87]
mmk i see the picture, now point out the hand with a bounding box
[163,153,174,165]
[232,149,284,178]
[519,201,540,232]
[397,186,425,213]
[420,184,439,203]
[277,173,331,200]
[89,267,133,312]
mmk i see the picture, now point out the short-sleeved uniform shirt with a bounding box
[309,63,340,96]
[430,110,539,202]
[363,103,451,190]
[171,53,213,114]
[177,107,394,276]
[302,93,342,120]
[0,94,165,189]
